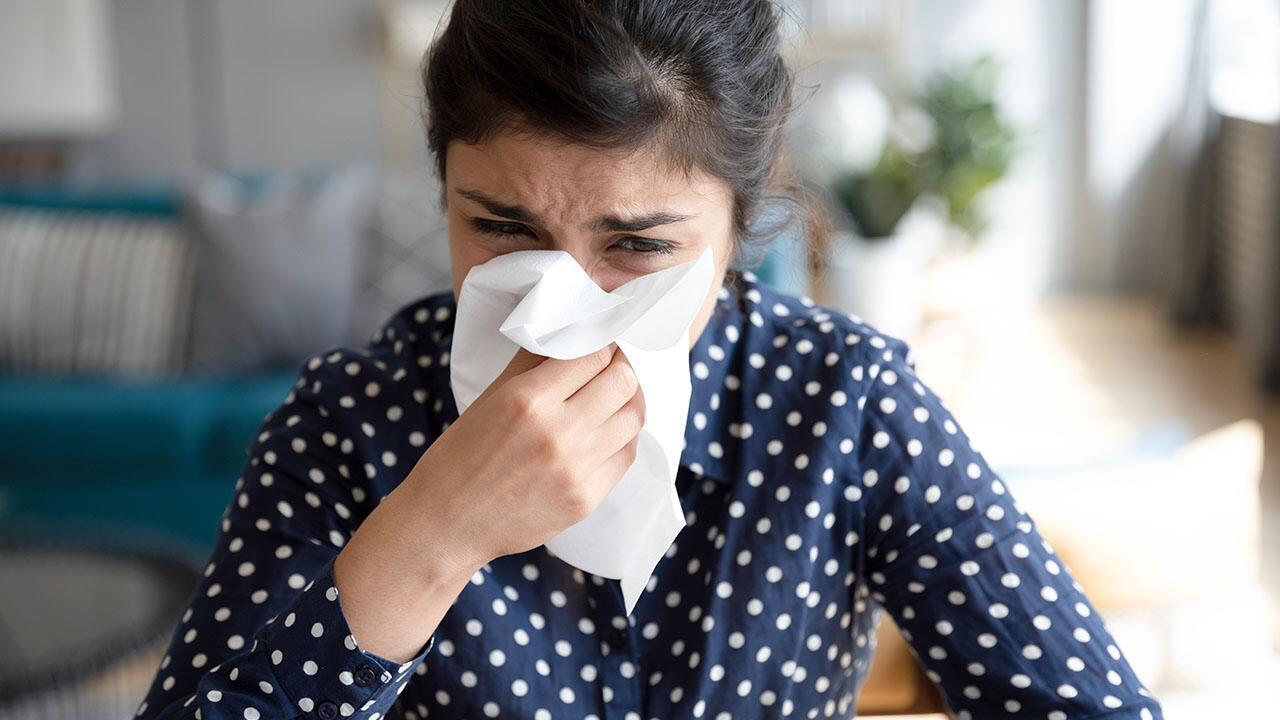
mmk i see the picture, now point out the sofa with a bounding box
[0,170,454,555]
[0,370,297,551]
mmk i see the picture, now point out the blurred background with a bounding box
[0,0,1277,717]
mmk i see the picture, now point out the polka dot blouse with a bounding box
[138,270,1165,720]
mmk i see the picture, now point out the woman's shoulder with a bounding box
[244,289,459,492]
[345,289,457,376]
[686,272,929,489]
[288,289,458,398]
[726,272,920,409]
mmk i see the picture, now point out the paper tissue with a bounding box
[450,246,717,613]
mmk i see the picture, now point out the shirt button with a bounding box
[608,627,629,649]
[317,701,339,720]
[353,665,378,688]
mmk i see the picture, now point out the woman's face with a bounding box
[444,129,735,344]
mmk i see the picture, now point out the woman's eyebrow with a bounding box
[456,188,537,222]
[596,210,693,233]
[454,187,694,232]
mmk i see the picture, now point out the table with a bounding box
[0,531,201,719]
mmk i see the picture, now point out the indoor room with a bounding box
[1,1,1277,718]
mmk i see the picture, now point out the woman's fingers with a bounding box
[503,346,546,377]
[585,432,643,507]
[565,346,641,424]
[474,347,546,406]
[583,380,647,462]
[518,344,619,401]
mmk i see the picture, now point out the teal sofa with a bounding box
[0,369,298,556]
[0,184,301,556]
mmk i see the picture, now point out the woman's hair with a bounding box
[420,0,830,269]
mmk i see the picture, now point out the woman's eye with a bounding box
[614,237,674,255]
[471,219,673,256]
[472,219,532,237]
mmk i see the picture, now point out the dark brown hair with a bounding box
[420,0,829,269]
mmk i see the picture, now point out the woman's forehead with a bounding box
[444,131,729,222]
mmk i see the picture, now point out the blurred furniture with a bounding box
[1212,113,1280,393]
[0,171,453,554]
[0,372,296,552]
[855,615,944,715]
[0,532,201,720]
[860,716,946,720]
[1012,419,1271,706]
[909,281,1280,715]
[0,189,195,377]
[0,185,295,552]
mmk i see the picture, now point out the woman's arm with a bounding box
[334,335,648,663]
[137,304,646,718]
[330,478,478,664]
[135,345,454,720]
[848,333,1165,720]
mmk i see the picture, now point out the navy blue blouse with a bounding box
[138,271,1165,720]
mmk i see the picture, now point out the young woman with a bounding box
[138,1,1164,718]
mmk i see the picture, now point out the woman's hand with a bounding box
[414,343,646,574]
[333,344,644,663]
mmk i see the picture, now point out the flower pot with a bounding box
[824,197,945,341]
[826,229,932,340]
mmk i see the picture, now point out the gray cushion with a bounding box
[185,165,376,375]
[351,169,454,345]
[0,206,196,376]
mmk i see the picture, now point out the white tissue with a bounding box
[450,246,716,613]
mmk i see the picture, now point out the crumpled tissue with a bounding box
[450,246,716,613]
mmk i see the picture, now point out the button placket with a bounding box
[608,626,630,650]
[600,581,643,719]
[602,619,643,719]
[353,664,378,688]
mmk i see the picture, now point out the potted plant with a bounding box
[821,55,1018,339]
[917,54,1018,248]
[826,136,941,340]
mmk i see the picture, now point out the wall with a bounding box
[1081,0,1206,296]
[901,0,1087,298]
[68,0,386,183]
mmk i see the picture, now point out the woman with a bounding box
[138,1,1164,718]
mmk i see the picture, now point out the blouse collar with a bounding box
[678,273,749,486]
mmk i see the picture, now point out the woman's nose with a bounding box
[552,244,622,292]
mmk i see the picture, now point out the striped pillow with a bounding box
[0,206,196,376]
